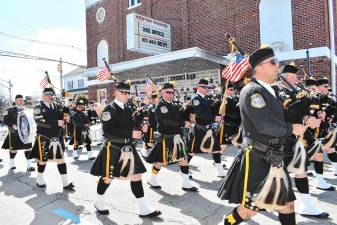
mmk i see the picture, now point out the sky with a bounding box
[0,0,87,98]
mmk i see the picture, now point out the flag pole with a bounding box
[102,58,118,82]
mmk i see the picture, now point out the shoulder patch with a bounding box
[193,99,200,106]
[34,108,41,115]
[160,106,168,113]
[250,93,266,108]
[101,111,111,121]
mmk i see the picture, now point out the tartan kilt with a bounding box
[217,147,296,211]
[142,126,155,144]
[69,129,91,146]
[187,125,221,154]
[145,135,187,164]
[29,135,65,162]
[217,123,239,145]
[1,130,32,150]
[90,142,147,179]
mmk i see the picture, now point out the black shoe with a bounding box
[10,167,16,170]
[182,186,198,192]
[317,186,336,191]
[147,182,161,189]
[37,183,46,188]
[0,159,2,162]
[301,212,329,218]
[88,157,96,160]
[27,167,35,172]
[94,205,109,215]
[63,183,75,191]
[139,210,161,218]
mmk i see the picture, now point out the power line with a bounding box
[0,31,86,52]
[0,49,86,68]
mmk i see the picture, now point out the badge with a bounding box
[250,93,266,108]
[34,108,41,115]
[160,106,168,113]
[102,111,111,121]
[193,99,200,106]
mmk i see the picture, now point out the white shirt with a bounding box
[43,101,54,109]
[256,79,276,98]
[113,99,125,109]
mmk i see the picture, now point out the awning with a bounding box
[85,47,229,81]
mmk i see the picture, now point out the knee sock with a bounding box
[327,152,337,162]
[294,177,309,193]
[131,180,144,198]
[212,152,221,163]
[278,212,296,225]
[86,145,91,152]
[57,163,67,174]
[24,151,30,159]
[180,165,189,175]
[9,151,17,159]
[224,207,244,225]
[314,161,323,174]
[97,177,110,195]
[37,163,46,173]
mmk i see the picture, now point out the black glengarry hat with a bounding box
[161,83,174,91]
[15,94,23,99]
[249,47,275,70]
[198,79,209,86]
[282,64,298,74]
[116,81,131,91]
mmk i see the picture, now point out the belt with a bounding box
[105,137,131,144]
[243,137,283,153]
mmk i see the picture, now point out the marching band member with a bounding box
[29,88,75,191]
[2,94,34,171]
[90,81,161,218]
[145,83,198,192]
[218,47,306,225]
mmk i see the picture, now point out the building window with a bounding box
[97,40,109,68]
[78,79,84,88]
[259,0,293,52]
[68,80,73,90]
[97,88,107,104]
[128,0,141,9]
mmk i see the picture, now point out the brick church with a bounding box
[83,0,336,102]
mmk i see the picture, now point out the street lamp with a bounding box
[306,43,313,75]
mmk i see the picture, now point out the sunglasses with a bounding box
[119,91,130,95]
[165,91,175,95]
[44,93,55,97]
[199,85,210,90]
[258,58,279,66]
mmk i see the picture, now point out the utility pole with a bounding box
[0,78,13,105]
[59,58,63,99]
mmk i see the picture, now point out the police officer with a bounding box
[146,83,198,192]
[218,47,306,225]
[187,79,224,177]
[90,81,161,218]
[2,94,34,171]
[29,88,74,190]
[69,99,94,160]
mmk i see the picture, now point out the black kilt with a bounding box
[29,135,65,162]
[90,141,146,179]
[217,147,296,211]
[187,125,221,154]
[142,127,155,144]
[1,131,32,150]
[69,129,91,146]
[145,135,186,164]
[218,122,239,145]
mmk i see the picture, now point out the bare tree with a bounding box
[0,88,9,123]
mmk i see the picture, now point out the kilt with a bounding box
[69,129,91,146]
[145,135,187,164]
[90,141,147,179]
[29,135,65,162]
[217,147,296,211]
[64,123,74,142]
[142,127,155,144]
[2,130,32,150]
[187,125,221,154]
[217,122,239,145]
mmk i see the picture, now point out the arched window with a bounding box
[96,40,109,67]
[259,0,293,52]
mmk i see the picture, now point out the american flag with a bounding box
[40,75,49,88]
[97,67,111,81]
[222,52,250,82]
[145,77,155,96]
